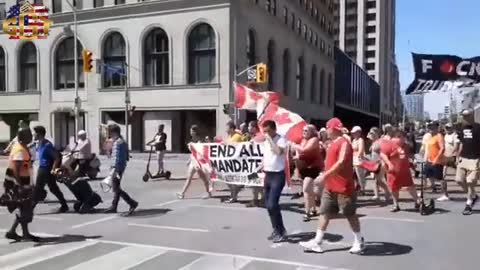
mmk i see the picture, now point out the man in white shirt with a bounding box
[72,130,92,178]
[443,123,459,175]
[261,120,288,243]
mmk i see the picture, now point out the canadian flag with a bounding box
[258,103,307,145]
[234,83,280,110]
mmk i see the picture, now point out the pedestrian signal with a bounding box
[256,63,267,84]
[82,49,93,73]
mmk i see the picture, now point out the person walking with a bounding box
[4,128,39,242]
[300,118,364,254]
[456,109,480,215]
[262,120,288,243]
[424,122,445,195]
[104,124,138,216]
[367,129,391,202]
[442,123,459,180]
[351,126,366,194]
[225,121,245,203]
[32,126,68,213]
[246,120,265,208]
[71,130,92,179]
[146,124,167,177]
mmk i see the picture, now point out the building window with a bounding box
[0,47,5,92]
[282,49,290,96]
[308,28,313,43]
[366,38,376,46]
[303,24,307,40]
[144,28,169,86]
[52,0,61,13]
[319,69,325,104]
[328,22,333,35]
[321,15,326,29]
[55,37,84,89]
[365,62,375,70]
[308,1,313,13]
[283,6,288,24]
[115,0,125,4]
[346,26,357,34]
[320,39,326,52]
[290,13,295,30]
[366,25,376,33]
[310,65,317,102]
[327,73,332,107]
[296,57,304,100]
[188,23,216,84]
[314,6,318,19]
[94,0,104,7]
[102,32,126,88]
[271,0,277,15]
[19,42,37,91]
[267,40,275,90]
[33,0,43,4]
[265,0,271,12]
[297,19,302,35]
[246,29,256,66]
[347,51,356,59]
[365,50,375,58]
[366,0,376,9]
[366,13,376,21]
[73,0,82,9]
[314,33,318,47]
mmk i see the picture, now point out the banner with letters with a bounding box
[189,142,266,187]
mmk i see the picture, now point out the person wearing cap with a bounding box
[442,123,460,182]
[3,120,30,155]
[351,126,366,194]
[31,126,68,213]
[367,129,391,201]
[424,121,445,196]
[146,124,168,177]
[300,118,364,254]
[71,130,92,180]
[456,109,480,215]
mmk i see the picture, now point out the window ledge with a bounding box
[0,91,40,96]
[54,88,86,92]
[98,83,222,92]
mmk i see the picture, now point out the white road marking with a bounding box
[361,216,425,223]
[193,205,260,212]
[128,223,210,233]
[0,240,97,269]
[0,212,62,221]
[66,246,167,270]
[178,254,251,270]
[155,199,180,207]
[71,216,118,229]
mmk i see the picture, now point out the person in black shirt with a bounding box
[146,124,167,178]
[456,109,480,215]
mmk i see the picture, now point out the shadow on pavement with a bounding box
[42,199,77,204]
[33,234,102,247]
[287,232,343,244]
[151,177,185,182]
[361,241,413,256]
[125,208,172,218]
[403,208,450,214]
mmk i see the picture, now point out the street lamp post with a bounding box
[124,63,130,147]
[65,0,79,142]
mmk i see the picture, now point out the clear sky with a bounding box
[396,0,479,119]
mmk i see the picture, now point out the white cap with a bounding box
[351,126,362,133]
[320,128,327,133]
[78,130,87,136]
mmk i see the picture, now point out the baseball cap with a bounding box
[326,118,344,131]
[351,126,362,133]
[78,130,87,136]
[462,109,473,115]
[319,127,327,133]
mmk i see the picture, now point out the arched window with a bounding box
[296,57,304,100]
[310,65,317,102]
[246,29,256,66]
[144,28,169,86]
[319,69,325,104]
[188,23,216,84]
[267,40,275,90]
[102,32,126,88]
[0,47,5,92]
[19,42,37,91]
[282,49,290,96]
[327,73,332,106]
[55,37,84,89]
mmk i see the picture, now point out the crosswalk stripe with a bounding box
[65,245,167,270]
[178,255,251,270]
[0,240,97,270]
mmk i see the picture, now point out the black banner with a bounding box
[406,53,480,94]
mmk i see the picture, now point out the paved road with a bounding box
[0,157,479,270]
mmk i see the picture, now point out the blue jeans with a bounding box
[264,171,286,235]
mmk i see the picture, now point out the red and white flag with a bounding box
[258,103,307,144]
[234,83,280,111]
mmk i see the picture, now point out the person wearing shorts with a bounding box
[442,123,459,179]
[424,122,445,196]
[300,118,364,254]
[456,109,480,215]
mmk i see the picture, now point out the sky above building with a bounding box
[396,0,478,119]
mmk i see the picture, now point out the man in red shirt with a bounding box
[300,118,364,254]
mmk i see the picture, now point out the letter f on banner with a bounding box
[422,59,433,73]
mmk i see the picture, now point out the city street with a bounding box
[0,156,479,270]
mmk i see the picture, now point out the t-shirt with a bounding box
[263,134,288,172]
[9,143,31,178]
[426,134,443,164]
[226,133,244,143]
[422,133,432,159]
[298,137,323,170]
[325,137,354,195]
[154,133,167,151]
[458,123,480,159]
[444,133,459,157]
[37,140,56,170]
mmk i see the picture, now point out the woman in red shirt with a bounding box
[292,125,324,221]
[380,130,420,212]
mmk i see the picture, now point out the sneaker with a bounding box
[349,237,365,254]
[103,207,117,214]
[272,233,287,243]
[390,206,401,213]
[176,192,185,199]
[225,198,238,204]
[126,201,138,216]
[5,231,22,241]
[462,205,473,215]
[300,239,324,253]
[436,195,450,202]
[201,192,211,200]
[267,231,277,241]
[56,204,69,213]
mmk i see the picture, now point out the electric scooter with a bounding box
[142,146,171,182]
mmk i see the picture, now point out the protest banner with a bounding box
[189,142,266,186]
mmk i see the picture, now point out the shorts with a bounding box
[318,190,357,217]
[303,176,324,195]
[299,167,321,179]
[455,158,480,184]
[424,162,444,180]
[444,156,456,168]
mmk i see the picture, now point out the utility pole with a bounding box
[124,63,130,148]
[66,0,79,142]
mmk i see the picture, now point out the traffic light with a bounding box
[256,63,267,84]
[223,103,233,115]
[82,49,93,73]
